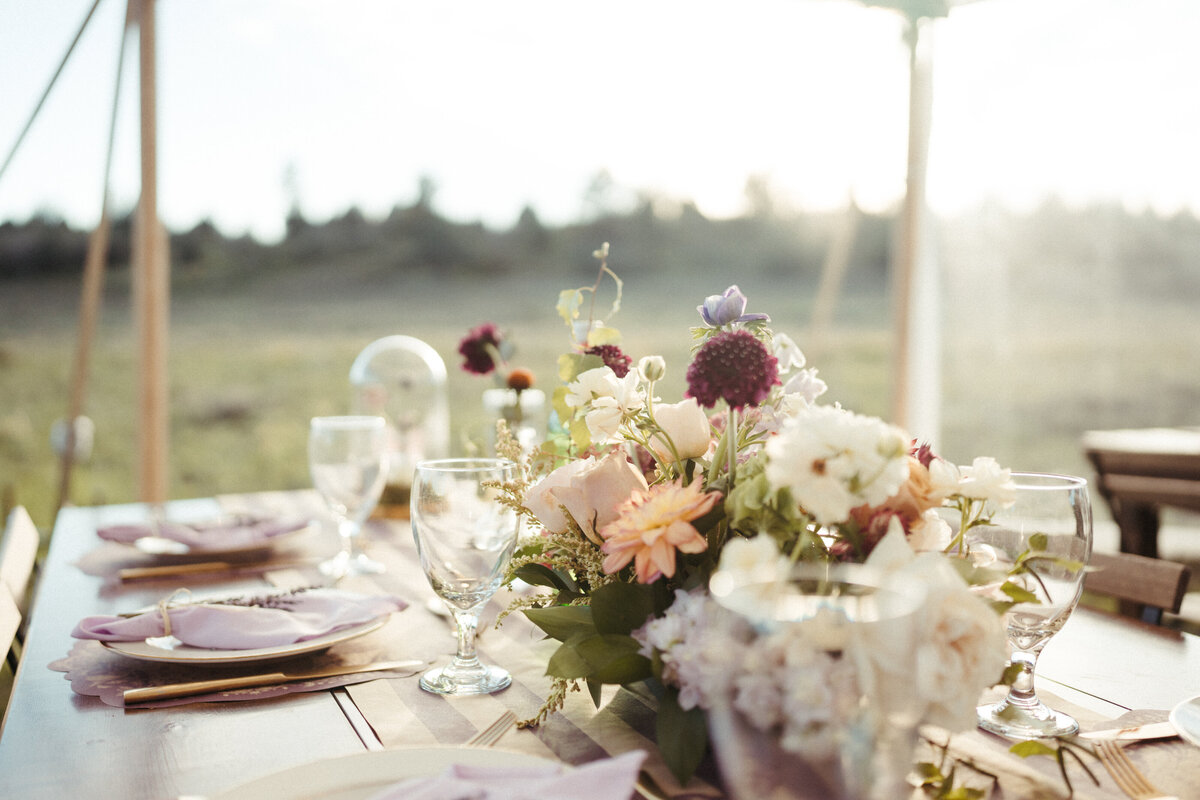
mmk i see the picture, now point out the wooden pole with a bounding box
[891,16,938,440]
[134,0,169,503]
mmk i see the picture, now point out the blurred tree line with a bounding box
[2,175,1198,298]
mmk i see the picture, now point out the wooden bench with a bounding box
[1082,427,1200,558]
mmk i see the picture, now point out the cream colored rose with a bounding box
[905,552,1009,731]
[867,526,1009,732]
[524,452,649,541]
[649,398,712,462]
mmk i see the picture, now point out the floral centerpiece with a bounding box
[491,244,1023,787]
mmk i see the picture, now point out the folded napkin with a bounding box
[71,588,406,650]
[366,750,646,800]
[97,516,309,551]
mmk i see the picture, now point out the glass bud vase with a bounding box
[481,387,545,453]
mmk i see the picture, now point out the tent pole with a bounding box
[134,0,169,504]
[891,15,937,440]
[57,5,135,515]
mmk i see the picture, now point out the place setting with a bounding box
[50,584,420,708]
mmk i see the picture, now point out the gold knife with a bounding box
[1077,721,1179,742]
[123,659,426,703]
[118,559,317,582]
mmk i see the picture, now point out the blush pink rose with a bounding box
[649,398,712,462]
[525,453,649,540]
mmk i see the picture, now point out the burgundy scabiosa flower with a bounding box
[458,323,503,375]
[584,344,632,378]
[685,329,780,409]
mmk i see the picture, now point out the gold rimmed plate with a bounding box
[100,615,390,666]
[212,747,561,800]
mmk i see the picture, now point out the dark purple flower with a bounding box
[584,344,632,378]
[912,440,936,469]
[685,330,780,409]
[458,323,503,375]
[697,285,771,328]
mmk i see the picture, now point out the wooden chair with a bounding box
[1,506,40,718]
[1082,550,1191,625]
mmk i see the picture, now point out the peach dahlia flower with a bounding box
[599,480,720,584]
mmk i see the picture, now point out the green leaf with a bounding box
[543,631,652,683]
[1000,661,1024,686]
[569,417,592,451]
[525,605,595,642]
[590,582,656,636]
[513,563,579,594]
[1000,580,1038,604]
[657,688,708,785]
[546,638,594,679]
[1010,740,1058,758]
[586,325,622,347]
[556,289,583,325]
[586,678,604,707]
[571,633,652,684]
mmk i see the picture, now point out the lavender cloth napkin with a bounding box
[365,750,646,800]
[97,516,309,551]
[70,589,406,650]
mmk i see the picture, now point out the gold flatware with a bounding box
[466,710,516,747]
[1093,738,1179,800]
[123,658,425,703]
[118,559,317,582]
[1078,721,1179,742]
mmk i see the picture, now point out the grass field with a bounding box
[3,256,1200,541]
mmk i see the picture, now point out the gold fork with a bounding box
[466,710,516,747]
[1093,739,1179,800]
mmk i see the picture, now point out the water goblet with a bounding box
[969,472,1093,738]
[410,458,520,695]
[308,415,390,578]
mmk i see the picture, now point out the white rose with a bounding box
[958,456,1016,508]
[866,526,1009,731]
[649,398,712,461]
[905,553,1009,731]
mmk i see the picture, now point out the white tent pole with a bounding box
[133,0,169,503]
[890,15,940,443]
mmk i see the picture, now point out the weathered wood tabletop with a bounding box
[2,491,1199,799]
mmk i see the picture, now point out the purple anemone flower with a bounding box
[697,285,771,328]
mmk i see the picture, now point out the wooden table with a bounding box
[2,492,1199,799]
[1083,427,1200,557]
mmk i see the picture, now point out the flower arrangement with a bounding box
[494,244,1022,785]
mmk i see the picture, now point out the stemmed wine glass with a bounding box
[308,415,390,578]
[410,458,520,695]
[968,472,1093,738]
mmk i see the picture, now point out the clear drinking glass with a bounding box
[969,472,1093,738]
[411,458,520,695]
[706,563,928,800]
[308,415,390,578]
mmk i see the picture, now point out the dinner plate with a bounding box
[1169,694,1200,747]
[100,615,389,666]
[130,520,314,558]
[212,746,561,800]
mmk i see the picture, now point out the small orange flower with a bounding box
[599,480,720,583]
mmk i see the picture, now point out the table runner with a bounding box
[77,490,1195,800]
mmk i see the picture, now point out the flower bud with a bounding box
[638,355,666,382]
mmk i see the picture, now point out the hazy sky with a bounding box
[2,0,1197,242]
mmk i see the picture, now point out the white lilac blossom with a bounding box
[763,405,911,526]
[697,285,771,328]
